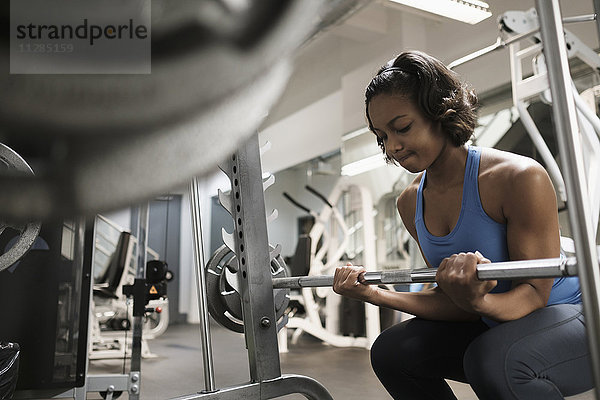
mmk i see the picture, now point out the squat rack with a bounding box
[179,1,600,399]
[180,135,334,399]
[537,2,600,398]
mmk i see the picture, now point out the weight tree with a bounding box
[176,134,333,400]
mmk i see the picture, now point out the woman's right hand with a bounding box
[333,263,378,302]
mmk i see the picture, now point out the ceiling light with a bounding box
[341,154,387,176]
[389,0,492,25]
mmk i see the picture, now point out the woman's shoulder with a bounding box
[478,147,556,218]
[478,147,548,183]
[396,173,423,220]
[397,173,423,206]
[473,147,555,224]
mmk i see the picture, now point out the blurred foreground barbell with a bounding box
[0,0,368,220]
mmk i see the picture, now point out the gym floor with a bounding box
[88,322,595,400]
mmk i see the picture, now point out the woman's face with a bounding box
[368,94,448,173]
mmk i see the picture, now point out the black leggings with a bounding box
[370,304,592,399]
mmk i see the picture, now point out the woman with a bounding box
[333,50,591,399]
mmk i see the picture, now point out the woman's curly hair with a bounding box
[365,51,479,163]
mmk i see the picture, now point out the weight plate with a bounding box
[205,244,290,333]
[206,245,243,333]
[0,143,41,272]
[146,260,168,283]
[99,391,123,399]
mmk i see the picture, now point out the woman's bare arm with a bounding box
[436,160,558,322]
[334,181,480,322]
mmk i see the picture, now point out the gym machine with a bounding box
[91,215,169,361]
[280,183,380,349]
[78,204,171,400]
[449,8,600,237]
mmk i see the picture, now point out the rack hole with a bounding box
[239,231,243,238]
[241,257,246,265]
[233,166,237,174]
[242,271,247,279]
[236,205,241,212]
[234,178,238,186]
[240,244,244,252]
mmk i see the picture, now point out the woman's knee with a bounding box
[370,319,429,374]
[370,324,403,374]
[463,335,491,383]
[370,331,388,374]
[465,305,587,397]
[463,330,513,397]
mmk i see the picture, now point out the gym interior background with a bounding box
[1,0,600,399]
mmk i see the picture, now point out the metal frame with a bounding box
[84,208,150,400]
[127,204,149,400]
[508,38,567,201]
[190,177,217,393]
[504,12,600,226]
[176,134,333,399]
[535,1,600,397]
[450,8,600,232]
[447,12,596,70]
[448,9,600,395]
[90,217,166,360]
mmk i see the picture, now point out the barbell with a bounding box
[271,257,579,289]
[205,246,587,334]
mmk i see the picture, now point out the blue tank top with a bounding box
[414,146,581,326]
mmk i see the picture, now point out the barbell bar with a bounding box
[271,256,580,289]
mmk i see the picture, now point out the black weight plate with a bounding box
[205,245,244,333]
[205,244,291,333]
[146,260,168,283]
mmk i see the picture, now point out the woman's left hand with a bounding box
[435,251,497,313]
